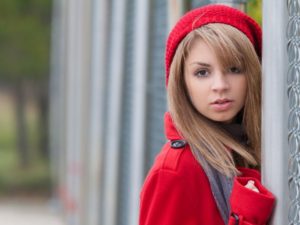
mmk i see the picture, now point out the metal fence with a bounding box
[287,0,300,224]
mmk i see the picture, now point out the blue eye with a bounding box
[229,67,242,74]
[195,69,209,77]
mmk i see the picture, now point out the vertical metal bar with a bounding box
[49,0,65,202]
[50,0,92,224]
[64,0,80,224]
[209,0,247,11]
[49,0,71,219]
[57,0,68,220]
[88,0,108,224]
[262,0,289,224]
[102,0,127,224]
[64,0,92,224]
[76,0,92,224]
[143,0,168,176]
[286,0,300,224]
[167,0,190,30]
[128,0,150,224]
[85,0,109,225]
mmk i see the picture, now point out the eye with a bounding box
[229,66,242,74]
[195,69,209,77]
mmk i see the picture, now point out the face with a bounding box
[184,39,247,123]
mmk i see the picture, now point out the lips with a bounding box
[212,99,233,104]
[211,99,233,111]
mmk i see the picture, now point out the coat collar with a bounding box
[164,112,184,140]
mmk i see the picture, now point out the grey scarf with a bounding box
[191,124,247,224]
[192,147,233,224]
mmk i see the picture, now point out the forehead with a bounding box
[185,39,217,64]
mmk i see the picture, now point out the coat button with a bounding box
[170,140,186,149]
[230,213,239,225]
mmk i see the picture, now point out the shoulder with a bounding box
[139,141,224,225]
[141,141,208,194]
[148,141,203,177]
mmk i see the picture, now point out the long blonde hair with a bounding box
[167,23,261,177]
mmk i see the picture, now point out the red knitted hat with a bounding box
[165,4,262,86]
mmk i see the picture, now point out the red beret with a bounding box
[165,4,262,86]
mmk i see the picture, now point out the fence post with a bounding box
[286,0,300,224]
[262,0,289,224]
[209,0,247,11]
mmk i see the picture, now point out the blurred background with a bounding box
[0,0,51,195]
[0,0,63,224]
[1,0,287,225]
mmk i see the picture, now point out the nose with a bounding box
[211,71,229,92]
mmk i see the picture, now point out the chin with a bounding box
[209,115,235,123]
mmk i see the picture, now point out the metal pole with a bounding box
[262,0,289,224]
[85,0,109,225]
[210,0,247,11]
[102,0,127,224]
[49,0,66,213]
[65,0,81,223]
[128,0,150,224]
[167,0,191,30]
[75,0,93,224]
[64,0,92,223]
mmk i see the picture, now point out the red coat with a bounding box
[139,112,275,225]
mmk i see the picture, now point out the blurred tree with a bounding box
[247,0,262,25]
[0,0,52,167]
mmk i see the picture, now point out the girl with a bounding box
[139,4,275,225]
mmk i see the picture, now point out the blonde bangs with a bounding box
[184,23,255,74]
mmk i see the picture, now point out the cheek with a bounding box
[186,82,207,108]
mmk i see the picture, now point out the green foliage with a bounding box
[0,0,52,83]
[0,109,16,150]
[247,0,262,25]
[0,150,51,195]
[0,93,51,196]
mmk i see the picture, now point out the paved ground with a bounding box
[0,197,66,225]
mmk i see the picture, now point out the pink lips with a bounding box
[211,99,233,111]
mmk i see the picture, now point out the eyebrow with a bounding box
[189,62,211,67]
